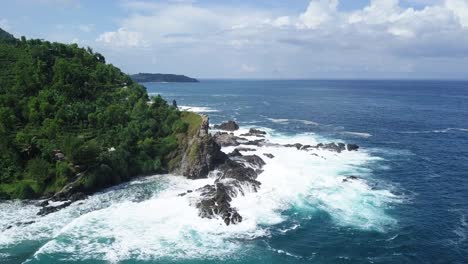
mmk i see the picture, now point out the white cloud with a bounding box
[96,27,148,48]
[78,24,94,33]
[445,0,468,27]
[298,0,338,29]
[95,0,468,78]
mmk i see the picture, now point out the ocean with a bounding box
[1,80,467,263]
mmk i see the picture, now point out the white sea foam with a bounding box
[266,118,319,126]
[342,131,373,138]
[178,105,219,113]
[401,128,468,134]
[267,118,290,124]
[1,126,399,263]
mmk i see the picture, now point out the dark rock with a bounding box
[347,144,359,151]
[249,128,266,135]
[315,142,359,153]
[69,192,87,202]
[187,190,193,193]
[240,128,267,137]
[245,139,265,146]
[284,143,303,150]
[213,132,240,147]
[214,121,239,131]
[263,153,275,159]
[316,143,345,153]
[178,192,187,197]
[241,155,266,169]
[342,175,359,182]
[38,200,49,207]
[38,201,72,216]
[228,149,243,157]
[236,147,256,152]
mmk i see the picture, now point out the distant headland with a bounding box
[130,73,199,83]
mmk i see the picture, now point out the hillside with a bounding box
[0,28,196,199]
[131,73,199,83]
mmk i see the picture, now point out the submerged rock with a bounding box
[342,175,359,183]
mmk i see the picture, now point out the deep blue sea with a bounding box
[1,80,467,264]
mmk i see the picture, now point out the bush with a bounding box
[70,140,100,165]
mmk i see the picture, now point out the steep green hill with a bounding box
[0,28,191,199]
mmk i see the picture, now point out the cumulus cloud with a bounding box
[95,0,468,78]
[298,0,339,29]
[96,27,148,48]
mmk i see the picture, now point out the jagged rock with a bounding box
[37,201,72,216]
[316,143,359,153]
[284,143,303,150]
[347,144,359,151]
[249,128,266,135]
[213,132,240,147]
[236,147,256,152]
[171,115,228,179]
[217,160,259,184]
[263,153,275,159]
[240,155,266,169]
[245,139,265,146]
[316,143,346,153]
[240,128,267,137]
[228,149,243,157]
[214,121,239,131]
[343,175,359,182]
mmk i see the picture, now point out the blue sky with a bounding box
[1,0,468,79]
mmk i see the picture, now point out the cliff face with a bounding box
[169,114,227,179]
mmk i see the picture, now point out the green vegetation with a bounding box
[0,28,195,199]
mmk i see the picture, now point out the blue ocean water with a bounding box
[1,80,467,263]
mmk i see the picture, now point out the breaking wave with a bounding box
[0,126,400,263]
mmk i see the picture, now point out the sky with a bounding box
[1,0,468,79]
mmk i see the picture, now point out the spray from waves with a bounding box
[1,127,401,263]
[178,105,219,113]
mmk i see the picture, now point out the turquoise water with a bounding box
[1,80,467,263]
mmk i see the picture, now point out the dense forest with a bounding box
[131,73,199,83]
[0,28,198,199]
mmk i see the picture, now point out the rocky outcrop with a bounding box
[193,156,264,225]
[171,115,228,179]
[214,121,239,131]
[213,132,242,147]
[240,128,267,137]
[283,142,360,153]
